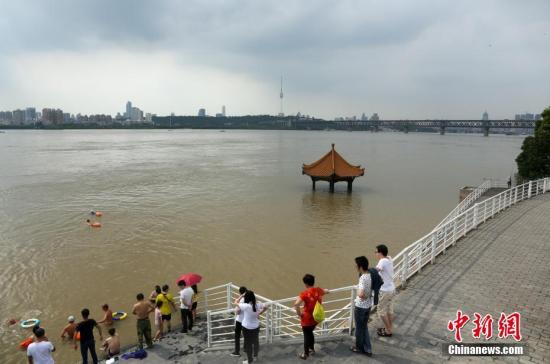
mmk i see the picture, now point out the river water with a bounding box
[0,130,522,363]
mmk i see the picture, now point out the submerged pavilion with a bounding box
[302,144,365,193]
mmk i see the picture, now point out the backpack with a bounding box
[312,301,325,323]
[368,268,384,305]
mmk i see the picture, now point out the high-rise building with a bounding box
[482,111,489,121]
[125,101,132,119]
[130,107,143,121]
[361,113,368,121]
[42,108,64,125]
[25,107,36,123]
[13,109,25,125]
[370,113,380,121]
[222,105,226,117]
[198,108,206,117]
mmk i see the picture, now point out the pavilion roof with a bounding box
[302,144,365,178]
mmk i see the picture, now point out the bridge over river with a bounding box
[332,119,536,136]
[104,178,550,364]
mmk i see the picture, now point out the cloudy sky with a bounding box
[0,0,549,119]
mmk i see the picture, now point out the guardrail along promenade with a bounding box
[109,177,550,363]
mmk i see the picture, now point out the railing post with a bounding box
[431,233,436,264]
[528,181,532,198]
[472,203,478,228]
[207,311,212,347]
[266,305,272,343]
[443,226,448,254]
[417,243,422,271]
[226,284,231,310]
[348,289,355,335]
[452,219,457,246]
[404,251,410,286]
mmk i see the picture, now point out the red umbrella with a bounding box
[176,273,202,286]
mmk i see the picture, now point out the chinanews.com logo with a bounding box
[443,310,527,356]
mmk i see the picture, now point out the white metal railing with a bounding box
[393,177,549,287]
[434,178,497,230]
[202,177,550,348]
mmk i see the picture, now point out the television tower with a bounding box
[279,76,284,117]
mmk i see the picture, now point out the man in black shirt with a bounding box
[75,308,103,364]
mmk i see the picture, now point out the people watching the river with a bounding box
[27,327,55,364]
[294,274,330,360]
[75,308,103,364]
[234,290,266,364]
[97,304,113,326]
[60,316,76,340]
[155,284,176,333]
[132,293,154,349]
[375,244,395,337]
[100,327,120,359]
[351,256,373,357]
[177,280,194,333]
[231,286,248,357]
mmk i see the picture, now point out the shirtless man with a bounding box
[98,304,113,326]
[60,316,77,340]
[132,293,154,349]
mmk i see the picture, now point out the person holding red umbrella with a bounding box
[177,280,194,333]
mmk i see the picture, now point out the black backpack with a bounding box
[368,268,384,305]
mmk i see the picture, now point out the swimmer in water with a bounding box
[61,316,77,340]
[86,219,101,227]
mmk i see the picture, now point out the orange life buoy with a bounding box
[19,338,33,350]
[75,332,80,341]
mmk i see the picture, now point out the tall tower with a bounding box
[126,101,132,119]
[279,76,284,117]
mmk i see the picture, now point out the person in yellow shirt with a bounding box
[155,284,176,333]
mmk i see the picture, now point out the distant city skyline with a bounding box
[0,1,549,119]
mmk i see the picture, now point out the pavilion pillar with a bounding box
[312,178,316,191]
[329,178,335,193]
[347,178,353,193]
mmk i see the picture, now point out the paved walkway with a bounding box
[107,193,550,364]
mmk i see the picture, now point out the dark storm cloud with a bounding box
[1,0,549,118]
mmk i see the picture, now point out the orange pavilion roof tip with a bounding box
[302,144,365,178]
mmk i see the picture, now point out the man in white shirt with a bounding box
[177,280,194,333]
[375,244,396,337]
[27,327,55,364]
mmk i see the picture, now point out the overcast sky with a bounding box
[0,0,549,119]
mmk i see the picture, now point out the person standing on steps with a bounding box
[294,274,330,360]
[230,286,247,357]
[155,284,176,333]
[375,244,395,337]
[235,290,267,364]
[351,256,373,357]
[132,293,154,349]
[75,308,103,364]
[177,280,194,333]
